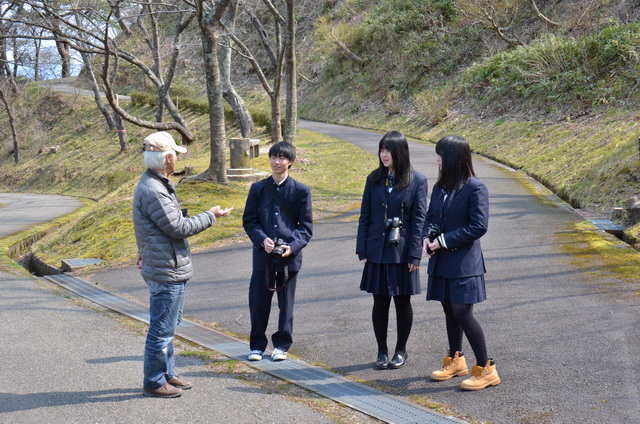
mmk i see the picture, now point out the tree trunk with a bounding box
[0,35,8,78]
[192,0,232,183]
[81,51,116,130]
[0,35,18,95]
[112,1,133,36]
[262,0,285,143]
[33,38,41,81]
[220,0,255,138]
[137,4,192,131]
[283,0,297,144]
[243,4,277,70]
[0,85,19,163]
[55,39,72,78]
[270,93,283,143]
[114,95,130,151]
[160,11,195,131]
[156,91,165,123]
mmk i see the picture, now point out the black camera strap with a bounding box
[383,179,404,223]
[439,189,457,225]
[264,180,299,226]
[265,258,289,292]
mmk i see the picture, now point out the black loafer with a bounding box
[389,352,407,369]
[375,353,390,369]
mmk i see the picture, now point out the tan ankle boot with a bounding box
[460,359,501,391]
[430,351,468,381]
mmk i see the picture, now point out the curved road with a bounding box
[0,193,83,238]
[27,121,640,423]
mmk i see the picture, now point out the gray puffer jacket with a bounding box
[133,170,215,283]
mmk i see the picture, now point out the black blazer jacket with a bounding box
[424,176,488,278]
[356,171,428,265]
[242,176,313,272]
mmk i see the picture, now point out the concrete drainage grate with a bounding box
[45,273,466,424]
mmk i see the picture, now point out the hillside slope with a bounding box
[1,0,640,258]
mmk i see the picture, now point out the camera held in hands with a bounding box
[426,223,442,241]
[270,237,288,263]
[425,223,442,254]
[385,217,403,246]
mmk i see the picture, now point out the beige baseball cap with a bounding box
[143,131,187,153]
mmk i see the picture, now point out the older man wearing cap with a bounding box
[133,131,232,398]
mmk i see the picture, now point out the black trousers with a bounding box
[248,270,298,352]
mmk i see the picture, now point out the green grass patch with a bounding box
[417,110,640,216]
[462,24,640,112]
[556,222,640,298]
[25,124,376,269]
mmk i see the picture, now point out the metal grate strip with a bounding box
[45,274,466,424]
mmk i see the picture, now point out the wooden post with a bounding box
[114,94,130,151]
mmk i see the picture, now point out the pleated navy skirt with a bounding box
[427,274,486,304]
[360,262,421,296]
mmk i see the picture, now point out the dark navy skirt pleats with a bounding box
[427,274,486,304]
[360,262,421,296]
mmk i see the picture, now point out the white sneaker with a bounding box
[271,348,287,361]
[248,350,263,361]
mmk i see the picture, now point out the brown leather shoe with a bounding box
[168,375,193,390]
[143,383,183,398]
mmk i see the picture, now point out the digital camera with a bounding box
[425,223,442,241]
[271,237,288,263]
[385,217,403,246]
[425,223,442,255]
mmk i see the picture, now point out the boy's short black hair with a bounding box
[268,141,296,163]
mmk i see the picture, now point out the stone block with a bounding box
[629,202,640,223]
[612,207,625,220]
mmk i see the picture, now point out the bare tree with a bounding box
[1,1,197,142]
[530,0,560,27]
[223,17,284,143]
[0,22,12,79]
[109,0,133,36]
[0,78,20,163]
[457,0,525,46]
[282,0,296,144]
[457,0,561,46]
[29,28,44,81]
[219,0,255,138]
[330,28,365,65]
[242,2,277,70]
[228,0,302,143]
[80,50,116,130]
[189,0,232,183]
[50,15,72,77]
[136,0,194,127]
[100,33,196,140]
[0,1,19,94]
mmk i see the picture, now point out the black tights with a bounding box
[372,294,413,355]
[442,302,488,366]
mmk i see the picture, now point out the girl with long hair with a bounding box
[356,131,428,369]
[423,135,500,390]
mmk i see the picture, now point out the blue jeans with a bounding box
[143,279,186,389]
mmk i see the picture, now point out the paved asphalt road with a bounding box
[0,193,367,423]
[23,78,640,422]
[86,120,640,423]
[0,193,83,238]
